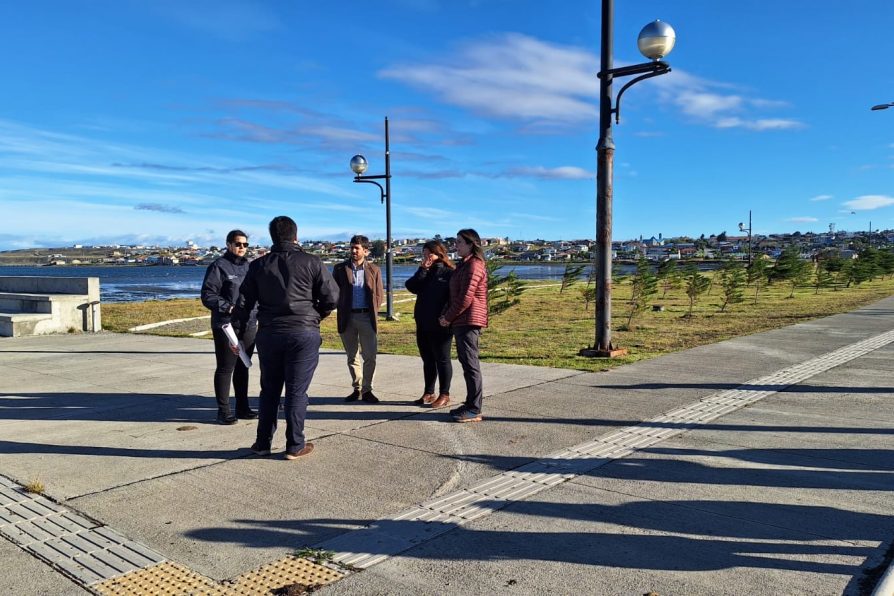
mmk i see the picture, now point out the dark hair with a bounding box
[268,216,297,244]
[457,228,484,260]
[350,234,370,249]
[423,239,454,269]
[226,229,248,244]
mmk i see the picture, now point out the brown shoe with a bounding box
[284,442,314,460]
[414,393,435,406]
[429,393,450,409]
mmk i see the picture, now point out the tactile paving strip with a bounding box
[94,556,344,595]
[320,328,894,569]
[228,555,344,594]
[93,561,222,595]
[0,476,165,585]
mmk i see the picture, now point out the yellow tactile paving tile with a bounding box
[93,561,226,595]
[228,555,344,594]
[93,557,344,596]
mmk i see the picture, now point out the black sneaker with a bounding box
[449,405,467,417]
[216,412,237,425]
[344,389,361,402]
[249,442,271,456]
[361,391,380,404]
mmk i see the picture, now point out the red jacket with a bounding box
[442,256,488,328]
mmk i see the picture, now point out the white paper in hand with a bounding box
[221,323,252,368]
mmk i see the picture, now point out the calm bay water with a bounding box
[0,263,616,303]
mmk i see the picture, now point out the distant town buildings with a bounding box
[5,229,891,267]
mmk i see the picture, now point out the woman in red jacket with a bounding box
[438,228,488,422]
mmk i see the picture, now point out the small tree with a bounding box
[370,239,386,259]
[747,258,769,304]
[877,249,894,278]
[717,259,746,312]
[580,285,596,311]
[625,257,658,329]
[485,259,525,317]
[560,263,585,293]
[813,262,834,294]
[771,246,811,298]
[656,259,680,298]
[682,264,710,318]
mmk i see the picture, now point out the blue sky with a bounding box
[1,0,893,249]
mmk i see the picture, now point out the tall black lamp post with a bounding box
[581,2,676,358]
[738,210,753,265]
[349,116,394,320]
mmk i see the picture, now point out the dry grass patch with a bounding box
[106,276,894,373]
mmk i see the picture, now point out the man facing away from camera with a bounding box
[236,216,339,460]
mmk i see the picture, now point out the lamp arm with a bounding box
[611,66,671,124]
[354,178,385,204]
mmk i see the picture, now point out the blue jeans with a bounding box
[255,327,321,452]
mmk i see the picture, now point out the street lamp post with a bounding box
[738,210,753,265]
[349,116,394,320]
[581,1,676,358]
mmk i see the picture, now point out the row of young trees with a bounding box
[575,245,894,329]
[480,246,893,325]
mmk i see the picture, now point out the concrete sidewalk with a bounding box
[1,297,893,595]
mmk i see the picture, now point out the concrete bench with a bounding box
[0,276,101,337]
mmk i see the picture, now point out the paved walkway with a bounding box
[1,297,893,595]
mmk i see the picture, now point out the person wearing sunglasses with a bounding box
[201,229,258,424]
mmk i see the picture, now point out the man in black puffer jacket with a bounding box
[201,229,258,425]
[236,216,339,460]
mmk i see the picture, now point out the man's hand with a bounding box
[438,315,449,327]
[229,344,240,355]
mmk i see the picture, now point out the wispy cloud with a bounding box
[135,203,186,214]
[843,195,894,210]
[786,216,818,223]
[404,206,457,220]
[810,194,833,201]
[504,166,592,180]
[380,33,802,133]
[380,33,598,126]
[149,0,281,41]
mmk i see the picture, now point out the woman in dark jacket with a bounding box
[200,229,258,425]
[405,239,454,409]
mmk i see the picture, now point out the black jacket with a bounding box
[237,242,339,331]
[201,251,256,329]
[405,262,452,330]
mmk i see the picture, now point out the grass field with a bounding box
[102,274,894,373]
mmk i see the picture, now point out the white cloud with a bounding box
[505,166,592,180]
[404,206,457,220]
[787,216,818,223]
[843,195,894,210]
[810,194,833,201]
[381,33,802,133]
[380,33,598,125]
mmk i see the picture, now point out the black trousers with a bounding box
[415,326,453,395]
[211,323,257,414]
[454,325,483,414]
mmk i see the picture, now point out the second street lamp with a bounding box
[349,116,394,320]
[581,1,676,358]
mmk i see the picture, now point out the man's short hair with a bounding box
[269,216,297,244]
[226,229,248,244]
[350,234,370,249]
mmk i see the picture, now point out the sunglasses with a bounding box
[231,242,249,248]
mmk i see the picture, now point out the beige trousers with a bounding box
[340,312,378,392]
